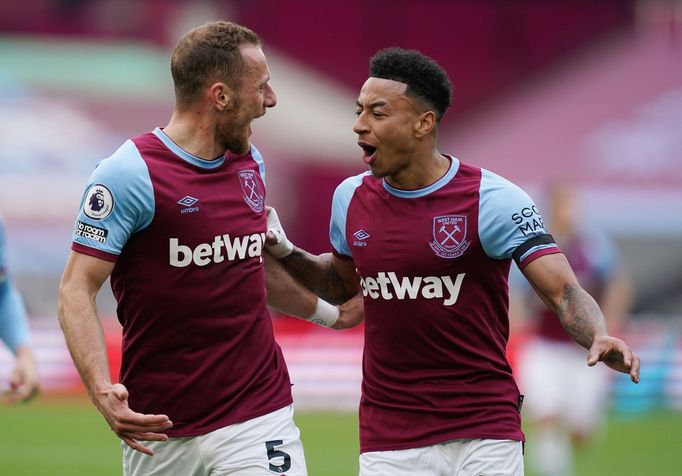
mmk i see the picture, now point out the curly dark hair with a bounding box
[369,47,452,122]
[171,21,261,109]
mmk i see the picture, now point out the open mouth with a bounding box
[359,143,377,164]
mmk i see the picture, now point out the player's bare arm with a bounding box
[521,252,640,383]
[281,250,357,304]
[264,251,317,316]
[265,244,362,330]
[265,207,359,304]
[58,251,173,455]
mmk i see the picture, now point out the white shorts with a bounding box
[122,405,307,476]
[518,338,609,434]
[360,439,523,476]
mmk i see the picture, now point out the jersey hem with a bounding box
[163,397,294,438]
[360,431,525,454]
[332,248,353,261]
[71,243,119,262]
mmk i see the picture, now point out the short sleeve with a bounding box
[71,140,155,261]
[330,173,368,258]
[478,169,561,268]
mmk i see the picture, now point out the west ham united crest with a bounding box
[83,184,114,220]
[429,215,470,259]
[238,170,264,213]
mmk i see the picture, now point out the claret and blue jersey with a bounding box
[330,156,561,453]
[70,129,292,436]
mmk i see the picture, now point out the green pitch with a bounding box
[0,395,680,475]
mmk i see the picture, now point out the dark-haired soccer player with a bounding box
[58,20,361,476]
[266,47,640,475]
[0,216,39,403]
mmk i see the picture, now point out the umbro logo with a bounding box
[354,230,370,240]
[177,196,198,207]
[177,196,200,214]
[353,229,370,247]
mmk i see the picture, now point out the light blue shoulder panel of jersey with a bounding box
[0,219,30,353]
[250,145,267,185]
[479,169,555,261]
[72,140,155,256]
[330,172,369,257]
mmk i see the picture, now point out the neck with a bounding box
[385,150,450,190]
[163,111,227,161]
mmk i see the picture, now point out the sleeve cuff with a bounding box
[71,242,119,263]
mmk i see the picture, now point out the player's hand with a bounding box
[265,207,294,258]
[587,335,640,383]
[332,293,365,330]
[95,383,173,456]
[2,346,40,404]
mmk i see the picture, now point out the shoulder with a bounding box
[82,140,154,219]
[330,172,370,257]
[479,169,539,223]
[477,169,556,261]
[248,144,267,182]
[332,172,371,218]
[91,140,149,183]
[334,171,372,198]
[480,168,529,197]
[74,140,156,255]
[82,141,150,215]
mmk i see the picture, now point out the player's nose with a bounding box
[265,84,277,108]
[353,113,369,135]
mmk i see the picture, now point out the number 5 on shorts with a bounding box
[265,440,292,473]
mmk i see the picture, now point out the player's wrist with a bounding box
[306,297,339,328]
[265,207,294,258]
[267,232,294,258]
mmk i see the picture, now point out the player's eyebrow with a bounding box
[356,100,388,109]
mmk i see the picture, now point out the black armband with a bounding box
[512,233,556,265]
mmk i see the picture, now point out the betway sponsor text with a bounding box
[170,232,266,267]
[360,271,465,306]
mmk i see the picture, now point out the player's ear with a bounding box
[210,82,234,111]
[414,110,436,138]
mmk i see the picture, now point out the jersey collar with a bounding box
[382,155,460,198]
[153,128,226,169]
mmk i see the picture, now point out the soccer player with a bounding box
[0,215,40,403]
[57,21,361,476]
[515,184,633,476]
[265,48,640,475]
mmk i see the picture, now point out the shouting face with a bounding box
[217,45,277,154]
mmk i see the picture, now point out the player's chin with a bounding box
[227,137,251,155]
[367,163,387,178]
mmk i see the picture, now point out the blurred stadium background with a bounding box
[1,0,681,474]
